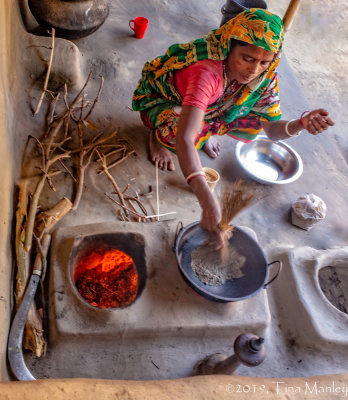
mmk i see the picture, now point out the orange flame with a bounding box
[74,249,138,308]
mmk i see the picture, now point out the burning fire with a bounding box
[74,249,138,308]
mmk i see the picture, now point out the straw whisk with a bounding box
[219,180,255,232]
[218,180,255,260]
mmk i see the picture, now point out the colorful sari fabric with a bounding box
[132,8,284,149]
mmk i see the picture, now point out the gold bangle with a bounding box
[285,119,301,137]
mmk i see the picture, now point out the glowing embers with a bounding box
[74,249,138,309]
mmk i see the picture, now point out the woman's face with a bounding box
[226,43,275,84]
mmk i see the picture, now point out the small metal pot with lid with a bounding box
[173,221,281,303]
[220,0,268,26]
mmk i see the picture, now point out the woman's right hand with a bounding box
[200,192,224,249]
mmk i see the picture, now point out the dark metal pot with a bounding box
[28,0,110,39]
[220,0,268,26]
[173,221,281,303]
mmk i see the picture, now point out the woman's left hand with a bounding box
[301,109,335,135]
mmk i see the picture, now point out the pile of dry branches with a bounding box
[16,72,154,360]
[15,27,169,356]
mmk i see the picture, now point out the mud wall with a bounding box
[0,0,28,381]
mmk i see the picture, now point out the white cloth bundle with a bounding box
[291,194,327,230]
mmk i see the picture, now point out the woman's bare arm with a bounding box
[261,109,335,140]
[176,105,223,248]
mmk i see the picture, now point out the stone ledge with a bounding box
[1,375,348,399]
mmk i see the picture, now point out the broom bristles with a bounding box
[217,180,255,263]
[219,179,255,235]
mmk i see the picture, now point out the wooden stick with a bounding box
[98,149,135,174]
[97,150,129,217]
[101,146,126,159]
[15,179,31,306]
[105,194,144,220]
[34,197,72,238]
[58,159,77,182]
[44,92,60,138]
[155,161,160,221]
[145,211,177,219]
[283,0,302,32]
[127,199,142,222]
[33,28,55,116]
[124,195,148,217]
[24,175,47,251]
[83,76,104,121]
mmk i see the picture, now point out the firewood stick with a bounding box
[145,211,176,219]
[44,92,60,138]
[97,150,129,217]
[98,149,135,174]
[102,147,126,159]
[15,179,31,306]
[34,197,72,238]
[105,194,144,220]
[72,154,85,211]
[58,159,77,182]
[67,130,119,155]
[83,76,104,121]
[33,28,55,116]
[127,199,142,222]
[124,195,149,218]
[24,175,47,252]
[103,169,128,214]
[69,71,92,110]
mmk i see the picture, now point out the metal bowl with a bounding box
[235,136,303,184]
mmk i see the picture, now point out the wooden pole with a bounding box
[283,0,302,33]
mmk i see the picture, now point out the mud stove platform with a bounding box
[26,221,271,380]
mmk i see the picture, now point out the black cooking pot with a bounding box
[173,221,281,303]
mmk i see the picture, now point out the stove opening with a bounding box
[74,249,138,308]
[69,232,146,310]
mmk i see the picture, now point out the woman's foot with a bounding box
[149,133,175,171]
[202,137,221,158]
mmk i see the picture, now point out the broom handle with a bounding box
[283,0,302,33]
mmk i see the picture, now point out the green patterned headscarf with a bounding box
[132,8,284,123]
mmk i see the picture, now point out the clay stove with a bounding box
[26,221,272,380]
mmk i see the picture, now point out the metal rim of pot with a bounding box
[173,221,282,303]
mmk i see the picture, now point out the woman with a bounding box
[132,8,334,247]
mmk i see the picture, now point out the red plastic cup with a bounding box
[129,17,149,39]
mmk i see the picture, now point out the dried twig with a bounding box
[98,149,135,174]
[97,150,128,218]
[124,195,149,217]
[24,175,46,251]
[144,211,177,219]
[140,186,153,197]
[58,159,77,182]
[44,92,60,138]
[83,76,104,121]
[105,193,143,220]
[33,28,55,116]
